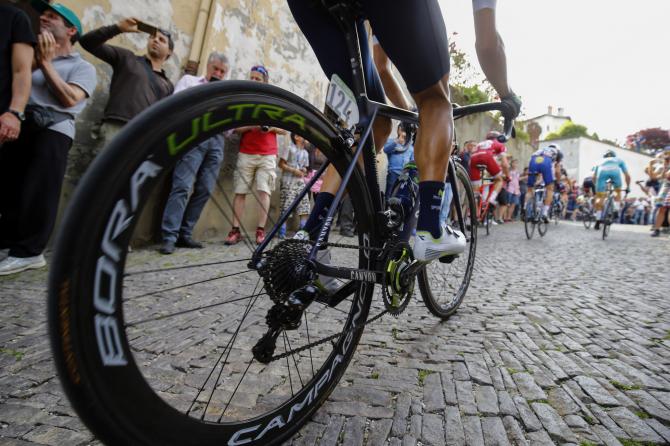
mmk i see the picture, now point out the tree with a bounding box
[626,128,670,153]
[545,121,589,140]
[448,33,493,105]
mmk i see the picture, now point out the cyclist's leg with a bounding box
[612,172,623,210]
[287,1,389,239]
[525,166,537,215]
[365,0,463,259]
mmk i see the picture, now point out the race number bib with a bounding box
[325,74,359,128]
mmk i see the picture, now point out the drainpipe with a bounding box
[184,0,213,75]
[197,0,221,72]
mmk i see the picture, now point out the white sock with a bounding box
[542,205,550,216]
[488,191,499,204]
[596,211,602,220]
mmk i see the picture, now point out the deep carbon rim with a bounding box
[48,81,377,446]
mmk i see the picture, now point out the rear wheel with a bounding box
[602,199,612,240]
[485,206,492,235]
[47,81,378,446]
[524,201,536,240]
[419,163,477,319]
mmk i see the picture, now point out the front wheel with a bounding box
[47,81,378,446]
[524,202,536,240]
[582,207,593,229]
[418,163,477,320]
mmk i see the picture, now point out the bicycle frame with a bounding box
[476,167,496,223]
[252,2,512,283]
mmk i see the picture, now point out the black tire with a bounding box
[524,201,536,240]
[485,206,491,235]
[582,206,593,229]
[47,81,378,446]
[602,199,612,240]
[418,163,477,319]
[538,218,548,237]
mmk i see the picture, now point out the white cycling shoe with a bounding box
[413,225,466,262]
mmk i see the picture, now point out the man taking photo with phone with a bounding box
[79,16,174,151]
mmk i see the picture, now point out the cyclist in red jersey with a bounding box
[469,130,509,209]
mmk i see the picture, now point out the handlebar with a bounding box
[453,101,516,143]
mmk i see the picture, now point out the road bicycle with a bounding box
[524,185,549,239]
[474,164,496,235]
[549,191,564,225]
[600,179,628,240]
[47,2,515,445]
[578,195,595,229]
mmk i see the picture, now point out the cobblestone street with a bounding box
[1,222,669,445]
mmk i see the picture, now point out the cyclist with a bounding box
[651,148,670,237]
[469,130,509,220]
[592,149,631,230]
[524,143,563,222]
[287,0,521,262]
[582,170,595,198]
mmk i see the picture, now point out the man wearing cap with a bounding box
[0,3,36,146]
[80,17,174,150]
[225,65,287,246]
[0,0,97,276]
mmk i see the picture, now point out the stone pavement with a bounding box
[0,222,669,445]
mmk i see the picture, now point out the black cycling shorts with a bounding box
[497,189,509,205]
[287,0,451,100]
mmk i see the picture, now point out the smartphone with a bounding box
[137,21,157,36]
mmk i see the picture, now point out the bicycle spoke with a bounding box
[285,334,304,387]
[124,258,252,277]
[124,291,267,328]
[283,334,294,397]
[219,357,255,422]
[185,279,263,419]
[305,315,315,376]
[124,269,252,301]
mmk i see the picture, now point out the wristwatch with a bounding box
[8,109,26,121]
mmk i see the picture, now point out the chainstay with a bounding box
[269,308,388,362]
[280,238,386,252]
[267,238,393,361]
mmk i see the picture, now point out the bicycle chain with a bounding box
[269,308,388,362]
[267,238,392,362]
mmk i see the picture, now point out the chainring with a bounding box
[381,241,415,316]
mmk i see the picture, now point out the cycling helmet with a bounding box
[486,130,502,140]
[603,149,616,158]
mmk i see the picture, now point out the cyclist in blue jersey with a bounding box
[524,143,563,222]
[287,0,521,262]
[593,149,631,230]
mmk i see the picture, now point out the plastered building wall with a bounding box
[56,0,328,244]
[47,0,534,245]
